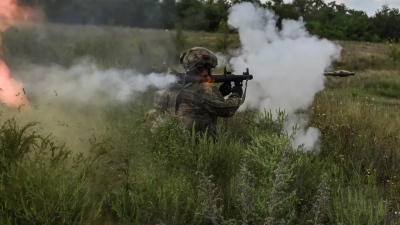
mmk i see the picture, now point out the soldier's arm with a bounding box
[200,86,241,117]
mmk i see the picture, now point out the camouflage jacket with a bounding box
[154,81,241,137]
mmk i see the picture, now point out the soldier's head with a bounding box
[180,47,218,76]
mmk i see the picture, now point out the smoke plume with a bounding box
[1,60,175,152]
[227,3,342,151]
[0,2,175,154]
[17,61,175,105]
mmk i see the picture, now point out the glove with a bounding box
[218,82,232,97]
[231,85,243,97]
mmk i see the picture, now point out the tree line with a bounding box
[19,0,400,42]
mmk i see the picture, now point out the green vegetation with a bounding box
[3,25,400,73]
[170,24,189,64]
[387,43,400,63]
[1,25,400,224]
[19,0,400,43]
[215,19,233,53]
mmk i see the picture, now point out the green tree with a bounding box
[159,0,177,29]
[371,5,400,42]
[16,0,400,42]
[203,2,227,31]
[176,0,209,30]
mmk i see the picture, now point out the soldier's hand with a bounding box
[219,82,232,97]
[231,86,243,97]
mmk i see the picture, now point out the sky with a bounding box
[262,0,400,16]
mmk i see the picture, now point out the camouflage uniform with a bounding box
[154,47,242,138]
[155,82,241,138]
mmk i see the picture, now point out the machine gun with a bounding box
[324,70,355,77]
[176,67,253,86]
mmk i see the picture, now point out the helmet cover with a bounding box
[180,47,218,72]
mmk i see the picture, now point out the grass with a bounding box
[1,23,400,224]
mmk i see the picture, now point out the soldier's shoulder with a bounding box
[157,80,183,92]
[181,83,204,92]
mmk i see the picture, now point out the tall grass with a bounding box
[0,119,103,224]
[1,24,400,224]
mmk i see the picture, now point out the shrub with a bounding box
[215,19,233,53]
[0,119,103,224]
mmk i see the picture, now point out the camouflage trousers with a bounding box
[178,115,217,141]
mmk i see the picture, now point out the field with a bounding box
[1,23,400,225]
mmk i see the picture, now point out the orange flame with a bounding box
[0,61,28,107]
[0,0,42,108]
[205,76,215,83]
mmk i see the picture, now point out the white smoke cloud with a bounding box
[0,60,175,153]
[16,60,175,105]
[227,2,342,151]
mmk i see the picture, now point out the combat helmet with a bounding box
[180,47,218,73]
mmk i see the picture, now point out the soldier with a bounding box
[153,47,243,139]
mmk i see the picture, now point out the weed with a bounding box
[307,173,330,225]
[0,119,103,224]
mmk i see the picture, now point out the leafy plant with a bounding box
[387,43,400,63]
